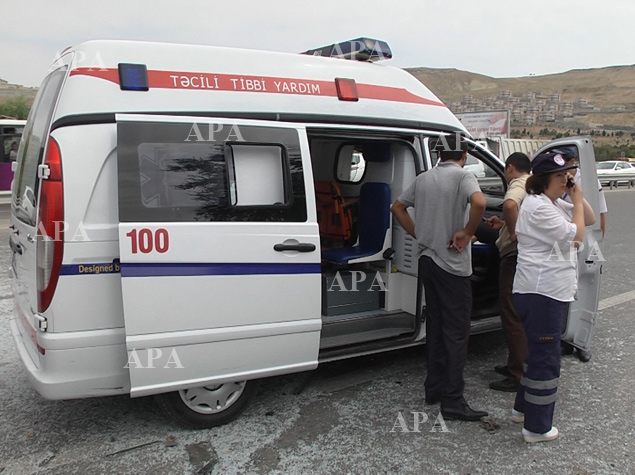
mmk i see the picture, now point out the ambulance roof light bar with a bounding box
[303,37,392,62]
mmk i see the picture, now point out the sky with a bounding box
[1,0,634,87]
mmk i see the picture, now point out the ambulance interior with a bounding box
[309,132,506,351]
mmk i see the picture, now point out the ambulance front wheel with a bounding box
[154,379,260,429]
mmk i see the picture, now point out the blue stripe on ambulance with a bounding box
[120,262,321,277]
[60,262,320,277]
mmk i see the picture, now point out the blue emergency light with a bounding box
[118,63,149,91]
[303,37,392,62]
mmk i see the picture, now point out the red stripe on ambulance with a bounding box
[69,68,446,107]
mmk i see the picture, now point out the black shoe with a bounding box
[561,342,575,356]
[576,348,592,362]
[489,377,520,392]
[441,401,488,421]
[425,394,441,405]
[494,364,512,377]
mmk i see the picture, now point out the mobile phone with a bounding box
[566,178,574,189]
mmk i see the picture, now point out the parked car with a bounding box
[464,154,486,178]
[596,160,635,187]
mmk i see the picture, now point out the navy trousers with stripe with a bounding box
[512,293,567,434]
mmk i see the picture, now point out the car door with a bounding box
[534,137,602,350]
[116,114,321,397]
[617,162,631,180]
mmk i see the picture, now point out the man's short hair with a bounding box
[433,134,469,161]
[505,152,531,173]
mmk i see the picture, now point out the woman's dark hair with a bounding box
[525,173,552,195]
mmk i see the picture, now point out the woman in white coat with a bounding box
[511,151,595,443]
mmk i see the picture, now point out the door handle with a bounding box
[9,235,23,255]
[274,243,316,252]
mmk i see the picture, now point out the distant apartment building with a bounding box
[574,97,589,108]
[560,102,573,117]
[445,87,619,127]
[539,111,555,122]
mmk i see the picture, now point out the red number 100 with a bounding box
[126,228,169,254]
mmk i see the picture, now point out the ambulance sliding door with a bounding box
[534,138,602,351]
[116,114,321,397]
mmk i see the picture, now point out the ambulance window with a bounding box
[117,121,307,222]
[136,143,224,208]
[226,144,289,206]
[12,66,67,225]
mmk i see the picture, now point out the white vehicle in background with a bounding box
[464,154,486,178]
[596,160,635,187]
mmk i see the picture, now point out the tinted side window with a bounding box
[12,67,67,225]
[118,121,307,222]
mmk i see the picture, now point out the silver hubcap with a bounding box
[178,382,246,415]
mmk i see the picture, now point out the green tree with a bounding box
[0,96,31,119]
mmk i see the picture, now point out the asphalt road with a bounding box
[1,189,634,474]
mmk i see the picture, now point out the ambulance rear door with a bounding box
[116,114,321,397]
[534,137,603,350]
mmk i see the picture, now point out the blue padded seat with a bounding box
[471,242,491,256]
[322,182,391,264]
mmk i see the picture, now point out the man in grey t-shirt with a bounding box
[391,134,488,422]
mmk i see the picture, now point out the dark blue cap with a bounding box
[551,146,576,160]
[531,152,578,176]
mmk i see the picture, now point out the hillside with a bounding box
[0,78,37,103]
[406,65,635,108]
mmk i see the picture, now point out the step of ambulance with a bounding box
[320,312,416,350]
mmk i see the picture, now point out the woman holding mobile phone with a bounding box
[511,151,595,443]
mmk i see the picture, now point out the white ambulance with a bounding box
[9,38,603,428]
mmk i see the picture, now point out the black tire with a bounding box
[154,380,260,429]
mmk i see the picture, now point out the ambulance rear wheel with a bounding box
[154,379,260,429]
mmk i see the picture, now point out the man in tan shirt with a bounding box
[485,152,531,392]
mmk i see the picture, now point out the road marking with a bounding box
[598,290,635,311]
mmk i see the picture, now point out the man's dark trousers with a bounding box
[499,253,528,382]
[419,255,472,407]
